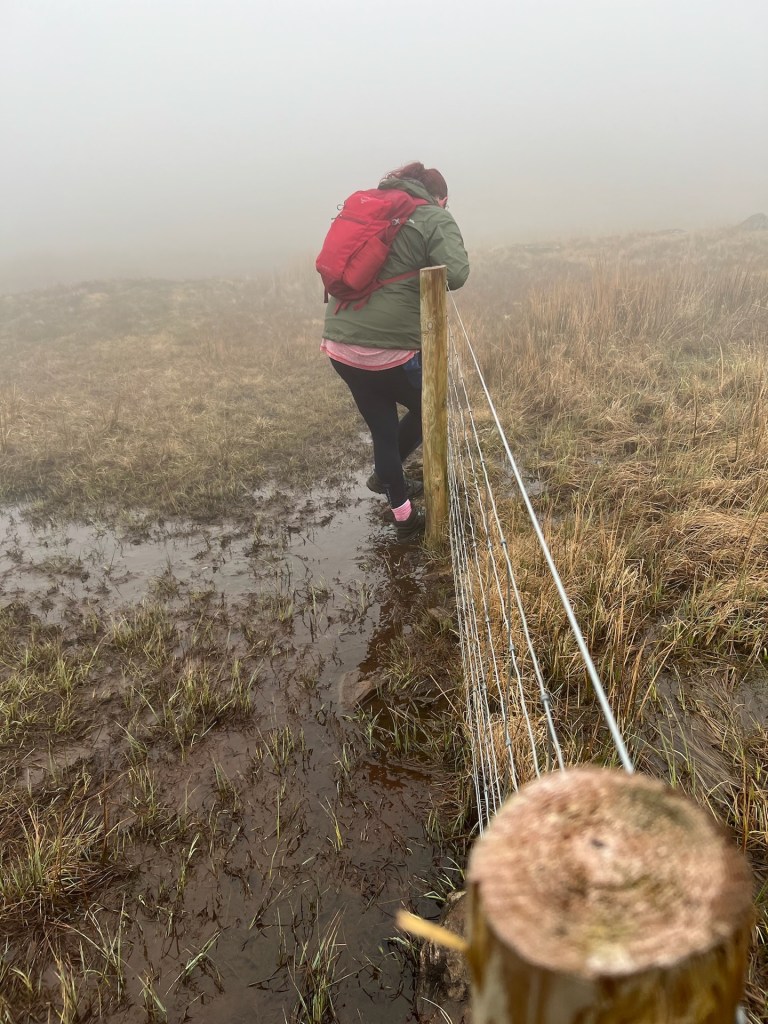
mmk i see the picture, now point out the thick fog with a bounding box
[2,0,766,291]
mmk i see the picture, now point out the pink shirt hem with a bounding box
[321,338,417,370]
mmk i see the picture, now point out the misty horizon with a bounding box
[3,0,766,293]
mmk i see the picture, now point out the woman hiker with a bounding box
[319,162,470,541]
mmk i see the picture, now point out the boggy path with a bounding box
[0,476,455,1023]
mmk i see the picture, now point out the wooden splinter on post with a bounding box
[467,767,753,1024]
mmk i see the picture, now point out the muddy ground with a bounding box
[0,474,465,1022]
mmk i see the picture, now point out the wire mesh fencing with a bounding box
[446,296,633,831]
[441,290,751,1024]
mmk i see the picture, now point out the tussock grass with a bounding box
[0,603,99,754]
[2,227,767,1019]
[0,585,267,1017]
[0,772,126,1020]
[0,782,122,933]
[456,226,768,1019]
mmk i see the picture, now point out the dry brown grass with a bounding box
[454,225,768,1018]
[0,271,363,519]
[2,227,768,1018]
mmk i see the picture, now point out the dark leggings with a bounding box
[330,356,422,508]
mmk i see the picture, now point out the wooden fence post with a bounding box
[420,265,449,551]
[466,767,753,1023]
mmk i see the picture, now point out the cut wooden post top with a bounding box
[467,766,753,979]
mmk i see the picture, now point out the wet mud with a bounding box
[0,475,458,1022]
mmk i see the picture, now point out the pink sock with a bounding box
[392,499,412,522]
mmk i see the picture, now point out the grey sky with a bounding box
[2,0,766,289]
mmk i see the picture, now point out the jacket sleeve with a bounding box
[424,211,470,290]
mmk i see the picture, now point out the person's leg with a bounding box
[398,408,422,463]
[330,359,408,508]
[394,354,422,462]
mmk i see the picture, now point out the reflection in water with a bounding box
[1,475,450,1023]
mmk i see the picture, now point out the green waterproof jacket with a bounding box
[322,177,470,350]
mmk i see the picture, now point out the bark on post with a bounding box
[467,767,753,1024]
[420,265,449,551]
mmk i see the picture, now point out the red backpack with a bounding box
[316,188,427,310]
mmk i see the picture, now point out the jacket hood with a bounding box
[377,177,438,204]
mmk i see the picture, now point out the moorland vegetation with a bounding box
[0,223,767,1020]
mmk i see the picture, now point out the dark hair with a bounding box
[383,161,448,200]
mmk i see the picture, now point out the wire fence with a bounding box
[442,293,749,1024]
[446,295,633,831]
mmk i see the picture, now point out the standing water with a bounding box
[0,475,455,1022]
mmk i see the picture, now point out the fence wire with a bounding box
[446,296,633,831]
[443,296,749,1024]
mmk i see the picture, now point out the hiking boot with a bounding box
[395,506,426,542]
[366,471,424,499]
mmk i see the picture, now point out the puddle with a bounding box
[0,486,379,618]
[0,474,452,1022]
